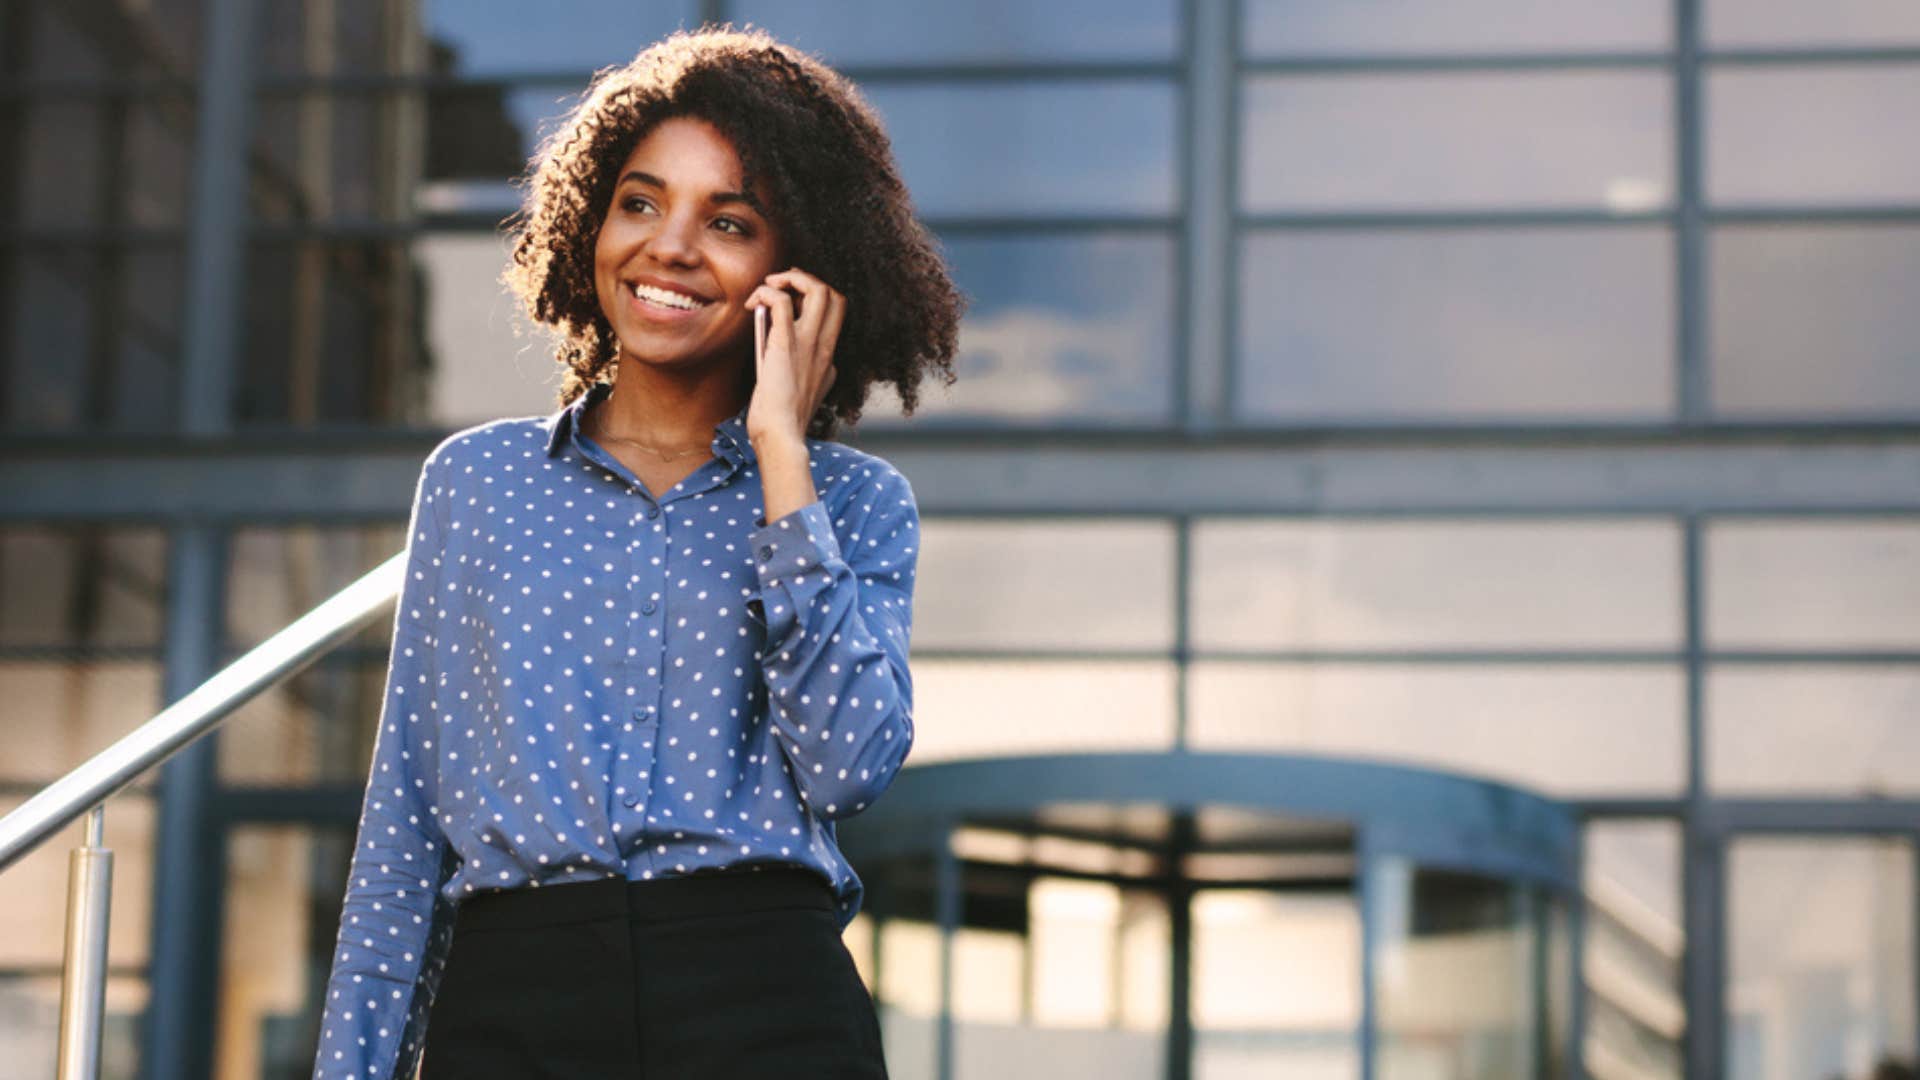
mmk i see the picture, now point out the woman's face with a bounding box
[593,116,783,375]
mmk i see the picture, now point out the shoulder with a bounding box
[421,416,553,483]
[812,440,916,513]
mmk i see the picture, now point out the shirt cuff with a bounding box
[749,499,843,591]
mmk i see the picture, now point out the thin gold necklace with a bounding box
[585,408,712,462]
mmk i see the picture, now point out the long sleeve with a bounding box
[747,463,918,821]
[313,454,459,1080]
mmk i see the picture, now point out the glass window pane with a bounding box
[1708,665,1920,796]
[226,525,405,653]
[217,656,387,786]
[18,0,201,78]
[869,82,1178,217]
[3,661,166,784]
[1244,0,1671,57]
[0,528,169,649]
[911,659,1177,763]
[1707,64,1920,205]
[13,97,196,228]
[1373,862,1541,1078]
[214,825,353,1078]
[1192,888,1360,1077]
[5,245,189,434]
[1728,837,1917,1080]
[1191,518,1682,651]
[1709,224,1920,418]
[414,231,557,424]
[1705,0,1920,48]
[861,233,1178,426]
[1188,661,1687,797]
[734,0,1178,63]
[1236,227,1674,421]
[947,870,1170,1079]
[235,238,431,426]
[917,519,1174,651]
[1240,71,1672,212]
[423,1,700,75]
[1706,519,1920,649]
[1584,820,1685,1080]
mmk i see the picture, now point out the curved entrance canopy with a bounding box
[837,751,1583,1080]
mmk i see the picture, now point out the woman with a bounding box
[312,25,963,1080]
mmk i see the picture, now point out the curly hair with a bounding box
[503,24,966,438]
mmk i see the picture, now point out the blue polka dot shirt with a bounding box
[312,379,918,1079]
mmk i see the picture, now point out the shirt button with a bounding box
[758,545,774,560]
[646,506,660,519]
[622,794,640,808]
[641,600,657,615]
[632,705,651,721]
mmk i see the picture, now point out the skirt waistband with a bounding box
[452,864,836,932]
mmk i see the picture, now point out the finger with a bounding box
[764,271,830,356]
[749,284,797,351]
[818,290,846,374]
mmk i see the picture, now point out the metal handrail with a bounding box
[0,550,405,871]
[0,548,408,1079]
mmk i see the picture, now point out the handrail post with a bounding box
[55,806,113,1080]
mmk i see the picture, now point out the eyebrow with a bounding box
[618,170,766,215]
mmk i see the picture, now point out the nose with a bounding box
[645,208,701,267]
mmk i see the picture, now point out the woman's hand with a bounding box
[745,268,844,447]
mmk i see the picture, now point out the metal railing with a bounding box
[0,551,408,1080]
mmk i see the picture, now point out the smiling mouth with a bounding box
[629,281,713,312]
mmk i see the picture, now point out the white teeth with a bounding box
[631,282,706,310]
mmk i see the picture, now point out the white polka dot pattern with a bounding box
[311,381,918,1079]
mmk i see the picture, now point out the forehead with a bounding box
[619,116,747,189]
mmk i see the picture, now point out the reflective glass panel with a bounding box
[2,661,166,785]
[1192,888,1360,1078]
[1707,64,1920,205]
[1709,224,1920,418]
[1728,837,1917,1080]
[910,659,1178,763]
[16,0,202,77]
[5,245,189,434]
[258,2,697,77]
[868,82,1179,217]
[212,825,353,1077]
[950,872,1170,1080]
[1583,820,1685,1080]
[1243,0,1670,56]
[234,237,434,425]
[1191,518,1682,651]
[1372,860,1543,1078]
[1236,227,1674,421]
[916,519,1175,651]
[861,233,1177,426]
[423,0,700,74]
[1707,665,1920,797]
[414,231,559,423]
[1706,519,1920,649]
[734,0,1179,63]
[0,528,169,649]
[1704,0,1920,48]
[1240,71,1672,212]
[13,97,195,228]
[1188,661,1687,796]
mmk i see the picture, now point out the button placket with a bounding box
[621,501,668,862]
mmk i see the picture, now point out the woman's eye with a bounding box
[715,218,747,235]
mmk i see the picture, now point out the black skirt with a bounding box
[419,864,889,1079]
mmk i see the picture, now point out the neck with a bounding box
[594,352,751,445]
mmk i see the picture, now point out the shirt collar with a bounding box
[543,379,755,468]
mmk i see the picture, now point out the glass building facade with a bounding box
[2,1,1917,1078]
